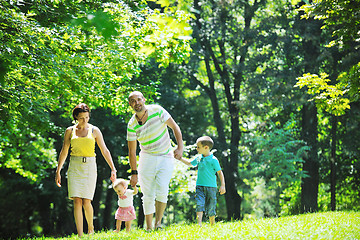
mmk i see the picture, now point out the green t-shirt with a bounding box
[191,153,221,188]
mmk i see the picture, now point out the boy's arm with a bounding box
[217,170,226,195]
[177,157,192,166]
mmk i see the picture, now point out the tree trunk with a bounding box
[223,166,242,220]
[298,11,322,213]
[208,85,242,220]
[102,188,114,230]
[300,103,319,213]
[330,116,337,211]
[93,179,103,231]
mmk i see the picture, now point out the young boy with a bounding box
[178,136,226,226]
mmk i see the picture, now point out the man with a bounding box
[127,91,183,230]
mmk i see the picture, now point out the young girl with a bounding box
[112,178,138,232]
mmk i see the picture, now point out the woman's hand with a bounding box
[110,170,117,182]
[55,171,62,187]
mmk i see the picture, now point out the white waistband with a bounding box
[70,156,96,163]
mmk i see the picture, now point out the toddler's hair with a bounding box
[196,136,214,149]
[112,178,128,190]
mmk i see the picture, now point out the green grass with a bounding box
[29,211,360,239]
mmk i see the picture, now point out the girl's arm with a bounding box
[132,185,138,195]
[93,126,117,182]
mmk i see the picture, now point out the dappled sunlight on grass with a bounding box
[25,211,360,239]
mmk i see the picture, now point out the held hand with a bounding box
[130,174,138,187]
[219,185,226,195]
[110,170,117,182]
[173,147,183,160]
[55,171,61,187]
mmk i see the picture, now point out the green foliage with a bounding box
[300,0,360,47]
[0,118,57,181]
[0,1,192,237]
[0,0,192,181]
[138,9,193,67]
[280,181,302,215]
[337,62,360,102]
[1,0,360,237]
[295,72,351,116]
[245,120,309,217]
[250,121,309,189]
[295,0,360,116]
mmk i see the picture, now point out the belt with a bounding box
[70,156,95,163]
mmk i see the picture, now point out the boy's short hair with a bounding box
[112,178,128,189]
[196,136,214,149]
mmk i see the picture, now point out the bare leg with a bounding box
[209,216,215,226]
[145,214,153,231]
[196,212,204,227]
[73,198,84,237]
[83,199,94,234]
[155,200,167,229]
[125,220,132,232]
[114,220,121,233]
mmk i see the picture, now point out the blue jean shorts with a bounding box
[195,186,217,216]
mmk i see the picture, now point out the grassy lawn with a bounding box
[28,211,359,240]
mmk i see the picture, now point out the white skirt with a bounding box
[67,156,97,200]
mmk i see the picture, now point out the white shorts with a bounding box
[138,152,174,215]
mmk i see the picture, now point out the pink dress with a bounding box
[115,190,136,221]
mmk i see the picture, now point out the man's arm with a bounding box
[128,140,138,187]
[165,117,183,160]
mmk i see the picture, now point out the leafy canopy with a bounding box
[295,0,360,116]
[0,0,192,181]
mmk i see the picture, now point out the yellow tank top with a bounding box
[70,124,96,157]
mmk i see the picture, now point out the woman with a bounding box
[55,103,117,237]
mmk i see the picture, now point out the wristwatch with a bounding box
[131,170,138,175]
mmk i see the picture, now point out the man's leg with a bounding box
[145,214,154,231]
[138,153,157,230]
[154,156,174,229]
[155,200,167,228]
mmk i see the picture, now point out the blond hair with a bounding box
[112,178,128,189]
